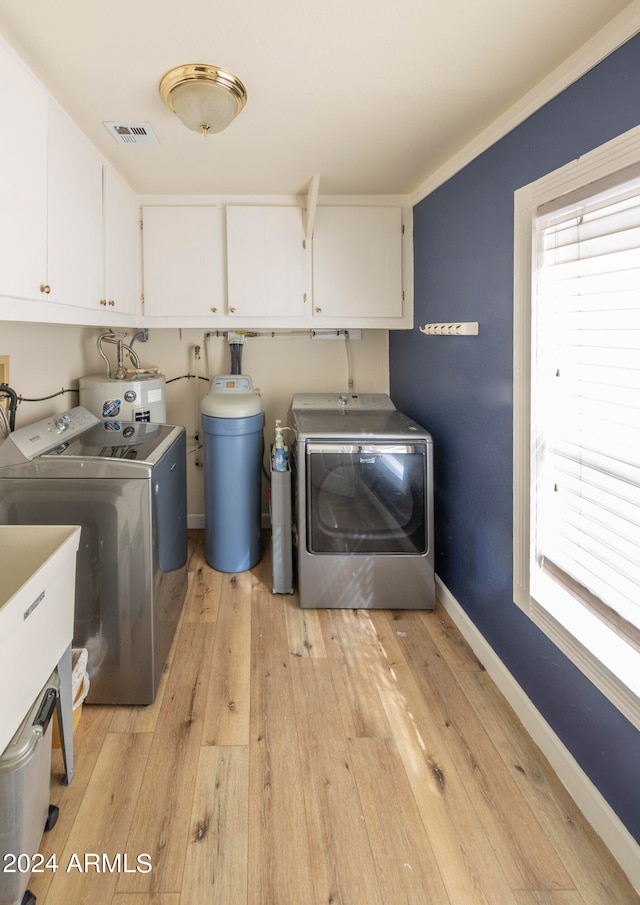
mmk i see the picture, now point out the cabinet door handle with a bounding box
[40,284,51,295]
[210,307,218,313]
[108,300,115,307]
[315,307,322,313]
[229,307,236,313]
[100,299,107,306]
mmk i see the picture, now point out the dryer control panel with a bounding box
[290,393,396,411]
[0,406,99,463]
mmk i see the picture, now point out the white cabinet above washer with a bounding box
[46,102,103,309]
[0,35,140,325]
[103,167,140,316]
[0,38,48,302]
[141,205,225,317]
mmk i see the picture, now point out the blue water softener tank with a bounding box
[201,375,264,572]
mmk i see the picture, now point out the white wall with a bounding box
[0,322,98,425]
[0,323,389,517]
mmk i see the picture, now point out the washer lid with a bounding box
[43,421,181,462]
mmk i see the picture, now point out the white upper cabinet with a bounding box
[140,202,411,328]
[226,206,310,318]
[0,38,47,301]
[142,206,224,317]
[103,167,140,315]
[46,102,103,308]
[0,35,414,329]
[312,206,404,319]
[0,36,138,324]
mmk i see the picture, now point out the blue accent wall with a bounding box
[390,34,640,842]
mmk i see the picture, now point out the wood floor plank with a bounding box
[112,895,180,904]
[179,746,249,905]
[33,732,153,905]
[182,564,222,622]
[116,622,216,896]
[186,529,207,572]
[247,581,317,905]
[348,736,451,905]
[388,609,574,892]
[369,610,520,905]
[419,602,484,672]
[513,893,587,905]
[290,657,384,905]
[284,593,327,658]
[458,670,640,905]
[249,532,274,590]
[202,572,252,746]
[108,681,167,734]
[320,608,392,738]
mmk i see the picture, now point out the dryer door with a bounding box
[305,441,428,555]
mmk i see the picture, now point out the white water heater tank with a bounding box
[79,374,166,422]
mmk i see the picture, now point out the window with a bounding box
[514,125,640,729]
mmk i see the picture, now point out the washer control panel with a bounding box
[4,406,100,461]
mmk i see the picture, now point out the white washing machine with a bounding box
[79,373,166,422]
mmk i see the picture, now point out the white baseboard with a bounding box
[435,575,640,895]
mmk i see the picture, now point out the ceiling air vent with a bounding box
[103,122,159,145]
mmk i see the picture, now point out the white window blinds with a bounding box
[533,166,640,649]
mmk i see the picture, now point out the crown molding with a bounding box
[410,2,640,205]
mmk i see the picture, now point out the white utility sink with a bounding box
[0,525,80,755]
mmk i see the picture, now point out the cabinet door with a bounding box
[142,206,223,317]
[104,167,140,314]
[47,103,103,308]
[0,38,47,300]
[312,207,403,319]
[226,206,309,318]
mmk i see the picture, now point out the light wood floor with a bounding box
[31,530,638,905]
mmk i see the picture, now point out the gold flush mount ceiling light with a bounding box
[159,64,247,136]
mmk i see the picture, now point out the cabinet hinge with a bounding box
[402,290,405,301]
[401,223,405,235]
[141,293,145,306]
[139,219,143,231]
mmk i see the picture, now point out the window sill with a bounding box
[528,570,640,730]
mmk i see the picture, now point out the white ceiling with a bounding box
[0,0,635,197]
